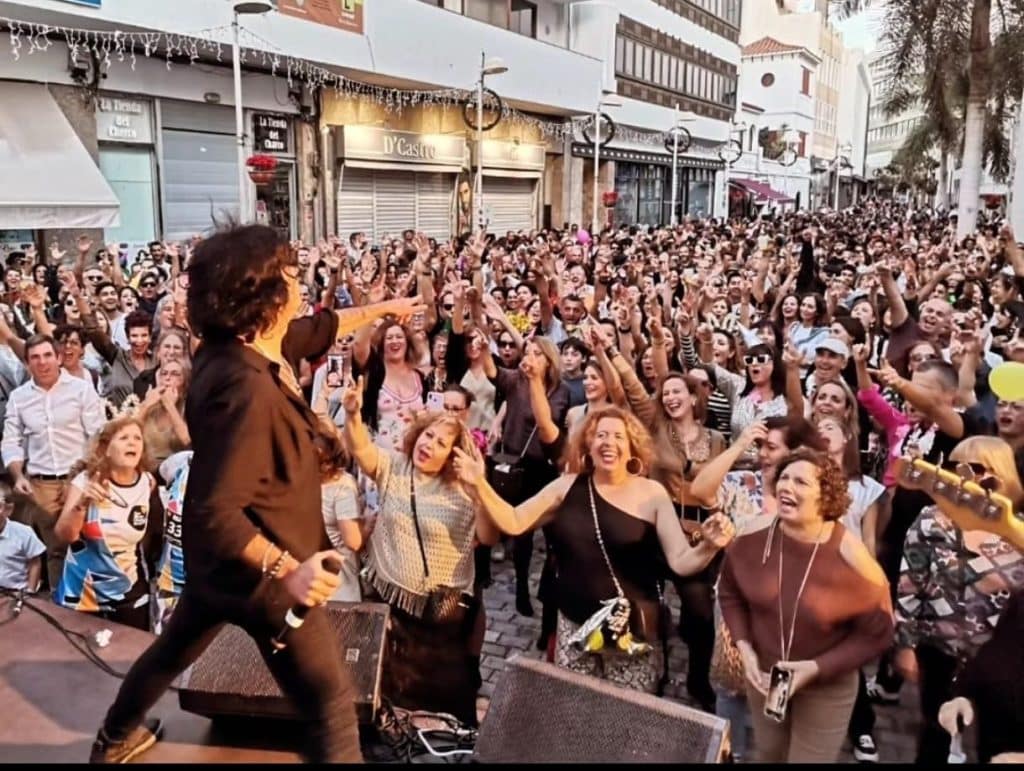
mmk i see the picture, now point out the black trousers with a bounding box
[101,584,362,763]
[672,572,716,707]
[874,518,914,694]
[915,644,959,765]
[848,669,877,739]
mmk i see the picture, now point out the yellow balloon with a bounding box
[990,362,1024,402]
[585,628,604,652]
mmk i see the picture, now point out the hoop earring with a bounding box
[626,457,643,476]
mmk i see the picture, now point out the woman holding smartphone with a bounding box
[717,448,893,763]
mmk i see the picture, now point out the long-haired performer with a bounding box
[89,224,424,763]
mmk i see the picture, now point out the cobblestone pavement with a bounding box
[473,535,927,764]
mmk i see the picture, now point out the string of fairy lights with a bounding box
[1,14,718,153]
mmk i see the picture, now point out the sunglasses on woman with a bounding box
[940,459,986,475]
[498,340,516,348]
[743,353,772,366]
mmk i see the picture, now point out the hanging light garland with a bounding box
[1,15,698,151]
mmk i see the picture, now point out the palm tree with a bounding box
[837,0,1024,236]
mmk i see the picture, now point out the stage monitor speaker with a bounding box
[473,655,730,763]
[178,601,388,725]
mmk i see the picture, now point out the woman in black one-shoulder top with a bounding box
[453,405,736,694]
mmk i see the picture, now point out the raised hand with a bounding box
[342,375,365,416]
[49,241,66,263]
[699,512,735,550]
[77,234,93,255]
[386,294,428,324]
[21,283,46,310]
[452,446,486,488]
[737,420,768,451]
[869,360,902,390]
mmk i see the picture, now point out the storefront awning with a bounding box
[730,178,795,204]
[0,82,120,230]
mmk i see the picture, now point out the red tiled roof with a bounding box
[742,37,805,56]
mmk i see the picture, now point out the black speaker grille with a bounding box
[178,601,388,724]
[474,656,729,763]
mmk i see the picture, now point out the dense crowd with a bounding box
[2,203,1024,763]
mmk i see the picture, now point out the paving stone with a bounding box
[480,642,508,658]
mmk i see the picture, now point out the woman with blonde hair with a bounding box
[53,416,162,630]
[137,357,191,467]
[895,435,1024,765]
[342,377,499,725]
[453,405,735,694]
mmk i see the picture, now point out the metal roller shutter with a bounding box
[161,130,238,242]
[416,173,453,240]
[482,176,536,235]
[336,167,374,241]
[337,168,454,244]
[374,171,417,242]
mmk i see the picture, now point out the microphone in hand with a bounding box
[271,551,343,654]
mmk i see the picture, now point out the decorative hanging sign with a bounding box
[278,0,365,36]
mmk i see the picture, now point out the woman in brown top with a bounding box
[718,448,893,763]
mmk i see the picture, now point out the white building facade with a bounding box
[730,37,819,213]
[0,0,615,251]
[568,0,742,226]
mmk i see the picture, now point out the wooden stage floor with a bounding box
[0,594,311,763]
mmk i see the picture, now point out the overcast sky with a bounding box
[834,3,886,54]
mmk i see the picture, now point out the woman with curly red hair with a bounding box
[453,405,736,693]
[717,448,894,763]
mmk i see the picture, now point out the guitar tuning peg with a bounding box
[983,501,1002,521]
[956,462,977,484]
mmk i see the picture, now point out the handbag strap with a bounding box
[587,476,625,599]
[500,424,538,459]
[409,472,430,579]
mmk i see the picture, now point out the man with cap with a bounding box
[802,336,850,399]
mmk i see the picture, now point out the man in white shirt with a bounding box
[0,481,44,591]
[1,335,105,588]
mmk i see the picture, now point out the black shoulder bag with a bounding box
[487,425,537,502]
[409,472,479,626]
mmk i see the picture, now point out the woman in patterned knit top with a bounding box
[893,436,1024,765]
[342,376,498,726]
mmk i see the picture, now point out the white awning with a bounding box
[0,82,120,230]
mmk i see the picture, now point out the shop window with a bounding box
[510,0,536,38]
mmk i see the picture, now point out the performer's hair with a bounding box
[187,224,297,343]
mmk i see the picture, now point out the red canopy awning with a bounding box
[729,178,795,204]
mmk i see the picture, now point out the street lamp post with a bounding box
[668,107,696,226]
[474,53,507,232]
[591,92,623,233]
[833,141,853,210]
[232,1,273,221]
